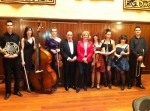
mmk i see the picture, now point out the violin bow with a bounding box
[56,46,61,78]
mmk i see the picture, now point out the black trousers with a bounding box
[77,61,91,88]
[128,56,142,85]
[63,61,76,86]
[3,58,21,93]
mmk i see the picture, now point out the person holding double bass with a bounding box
[128,26,148,89]
[91,32,106,90]
[60,31,77,91]
[0,20,23,100]
[45,27,61,91]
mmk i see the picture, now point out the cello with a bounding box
[30,23,57,91]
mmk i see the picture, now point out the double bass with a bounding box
[30,23,57,91]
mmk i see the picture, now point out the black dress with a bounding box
[24,39,34,71]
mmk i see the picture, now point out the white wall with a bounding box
[0,0,150,22]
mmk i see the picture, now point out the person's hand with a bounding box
[4,54,18,58]
[137,56,143,61]
[95,51,99,54]
[117,54,122,59]
[22,61,25,67]
[82,57,88,64]
[120,51,125,55]
[104,52,110,56]
[51,49,57,54]
[56,49,60,52]
[4,54,10,58]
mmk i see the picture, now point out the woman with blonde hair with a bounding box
[76,31,93,93]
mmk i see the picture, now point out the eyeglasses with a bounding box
[7,25,13,26]
[135,30,141,31]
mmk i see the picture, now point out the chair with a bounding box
[132,95,150,111]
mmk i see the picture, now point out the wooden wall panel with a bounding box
[110,23,134,44]
[0,18,150,83]
[50,21,79,40]
[80,22,108,40]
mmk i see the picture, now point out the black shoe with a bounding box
[108,84,112,89]
[84,86,87,91]
[128,84,132,89]
[104,81,108,87]
[136,84,146,89]
[71,85,76,90]
[65,85,69,91]
[4,93,11,100]
[121,85,125,91]
[14,92,23,97]
[76,87,80,93]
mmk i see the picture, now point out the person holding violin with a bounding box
[112,35,130,90]
[91,32,106,90]
[45,27,61,91]
[101,28,115,89]
[76,31,93,93]
[60,31,77,91]
[21,26,36,93]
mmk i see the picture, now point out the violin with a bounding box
[92,46,101,68]
[55,46,63,67]
[55,46,63,78]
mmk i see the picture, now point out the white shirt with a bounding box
[84,41,88,56]
[68,41,73,54]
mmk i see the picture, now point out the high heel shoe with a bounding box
[108,84,112,89]
[97,83,100,90]
[104,81,108,87]
[121,85,125,91]
[91,82,94,88]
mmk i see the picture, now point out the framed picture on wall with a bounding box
[0,0,56,5]
[123,0,150,10]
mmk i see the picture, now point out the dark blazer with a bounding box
[60,39,77,61]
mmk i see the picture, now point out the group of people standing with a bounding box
[0,20,148,100]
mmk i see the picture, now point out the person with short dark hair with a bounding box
[60,31,77,91]
[0,20,23,100]
[112,35,130,90]
[128,26,148,89]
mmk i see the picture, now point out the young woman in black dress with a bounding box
[21,26,36,92]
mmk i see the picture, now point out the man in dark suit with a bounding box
[60,31,77,91]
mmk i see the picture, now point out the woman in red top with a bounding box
[76,31,93,93]
[91,33,106,90]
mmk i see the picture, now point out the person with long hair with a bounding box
[101,28,115,89]
[76,31,93,93]
[45,27,61,91]
[112,35,130,90]
[21,26,36,93]
[91,32,106,90]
